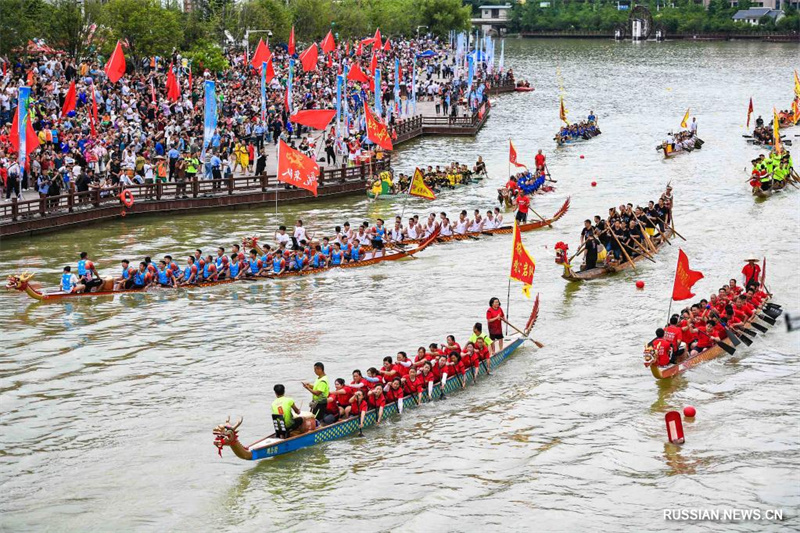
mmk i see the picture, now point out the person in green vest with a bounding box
[186,153,199,182]
[302,362,330,421]
[468,322,493,348]
[271,384,302,434]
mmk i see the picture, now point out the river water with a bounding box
[1,40,799,531]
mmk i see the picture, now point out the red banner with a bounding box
[166,64,180,102]
[365,105,393,151]
[277,140,319,196]
[348,63,370,83]
[509,141,526,168]
[746,97,753,129]
[61,80,76,117]
[321,30,336,54]
[288,26,295,56]
[250,38,272,70]
[299,43,318,72]
[671,249,704,301]
[289,109,336,130]
[510,222,536,297]
[104,40,126,83]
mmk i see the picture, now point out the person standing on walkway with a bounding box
[5,161,21,201]
[325,136,336,165]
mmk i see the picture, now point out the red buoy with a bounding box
[683,406,696,418]
[665,411,685,444]
[580,155,585,159]
[591,181,597,187]
[636,280,645,289]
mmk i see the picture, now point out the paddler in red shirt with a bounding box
[443,336,461,355]
[327,378,355,419]
[346,390,369,432]
[366,385,386,425]
[486,297,506,352]
[448,352,467,389]
[649,328,673,367]
[384,378,405,413]
[514,191,530,223]
[474,337,492,375]
[402,367,424,404]
[664,316,684,362]
[419,362,436,399]
[742,257,761,287]
[535,149,546,171]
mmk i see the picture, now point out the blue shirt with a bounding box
[211,156,221,168]
[168,148,180,159]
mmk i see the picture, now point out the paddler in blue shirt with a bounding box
[330,243,344,266]
[77,251,103,292]
[132,262,149,289]
[113,259,133,290]
[155,260,175,287]
[61,266,84,294]
[228,253,245,279]
[588,111,596,123]
[246,250,263,277]
[182,256,198,285]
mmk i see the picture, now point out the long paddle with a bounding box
[633,213,658,253]
[503,319,544,348]
[758,313,776,326]
[529,207,552,227]
[629,236,657,263]
[751,322,768,333]
[609,228,637,272]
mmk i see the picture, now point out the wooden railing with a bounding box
[1,159,389,223]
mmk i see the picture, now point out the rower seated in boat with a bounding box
[272,384,303,436]
[302,362,331,422]
[61,266,85,294]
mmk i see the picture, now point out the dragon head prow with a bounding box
[6,272,35,291]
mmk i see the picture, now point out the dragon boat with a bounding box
[366,169,485,200]
[5,231,440,302]
[643,272,775,380]
[213,296,541,461]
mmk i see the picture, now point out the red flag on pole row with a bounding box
[373,28,382,50]
[166,64,180,102]
[61,80,76,117]
[383,39,391,52]
[288,26,296,56]
[264,58,275,83]
[250,38,272,70]
[746,97,753,129]
[9,111,40,159]
[289,109,336,130]
[671,249,704,301]
[510,222,536,298]
[104,40,126,83]
[347,62,370,83]
[321,30,336,54]
[299,43,318,72]
[365,104,393,151]
[277,139,319,196]
[509,141,526,168]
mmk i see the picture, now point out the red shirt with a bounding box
[535,153,545,168]
[680,320,697,344]
[742,263,761,285]
[486,307,505,336]
[420,371,435,384]
[350,399,368,415]
[368,393,386,409]
[517,194,530,214]
[460,352,473,368]
[334,386,355,407]
[403,375,423,394]
[664,325,682,352]
[394,362,410,378]
[505,179,518,191]
[443,343,460,354]
[652,338,671,366]
[712,324,727,341]
[385,387,404,403]
[474,346,491,365]
[696,330,714,350]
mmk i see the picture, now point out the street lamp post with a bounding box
[244,29,273,61]
[416,26,429,38]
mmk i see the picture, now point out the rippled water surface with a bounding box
[1,40,799,532]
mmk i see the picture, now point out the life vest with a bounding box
[321,244,331,256]
[133,270,147,285]
[331,250,343,265]
[272,256,284,273]
[312,253,323,268]
[61,273,73,292]
[229,261,240,277]
[122,267,130,279]
[249,258,260,274]
[77,259,87,276]
[157,268,169,285]
[349,246,359,261]
[374,226,385,241]
[184,264,195,280]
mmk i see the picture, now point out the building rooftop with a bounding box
[732,8,783,20]
[478,4,513,9]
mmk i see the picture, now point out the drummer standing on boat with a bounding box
[303,362,331,421]
[514,191,530,223]
[742,257,761,286]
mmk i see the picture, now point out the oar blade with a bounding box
[752,322,768,333]
[738,333,753,346]
[758,314,777,325]
[717,341,736,356]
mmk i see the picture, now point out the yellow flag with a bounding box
[559,96,568,124]
[408,168,436,200]
[773,107,782,154]
[794,70,800,98]
[680,108,690,129]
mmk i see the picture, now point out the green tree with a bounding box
[100,0,184,64]
[0,0,49,56]
[45,0,104,58]
[185,40,229,72]
[291,0,333,41]
[415,0,471,37]
[238,0,291,43]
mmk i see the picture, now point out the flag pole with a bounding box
[505,277,511,337]
[667,254,678,322]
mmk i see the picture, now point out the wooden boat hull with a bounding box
[752,185,773,198]
[8,231,440,302]
[649,298,769,379]
[562,227,673,281]
[555,133,600,147]
[515,87,534,92]
[245,337,526,460]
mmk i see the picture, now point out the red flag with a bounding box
[166,64,180,102]
[61,80,76,117]
[671,249,704,301]
[284,85,291,113]
[746,97,754,129]
[365,104,392,151]
[369,53,377,75]
[321,30,336,54]
[264,58,275,83]
[9,110,40,159]
[277,139,319,196]
[510,222,536,297]
[347,63,370,83]
[150,80,156,103]
[250,38,272,69]
[383,39,391,52]
[356,41,363,56]
[509,141,526,168]
[299,43,318,72]
[289,109,336,130]
[288,26,296,56]
[373,28,382,50]
[90,86,98,136]
[104,40,126,83]
[187,64,192,96]
[346,41,350,56]
[327,53,333,69]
